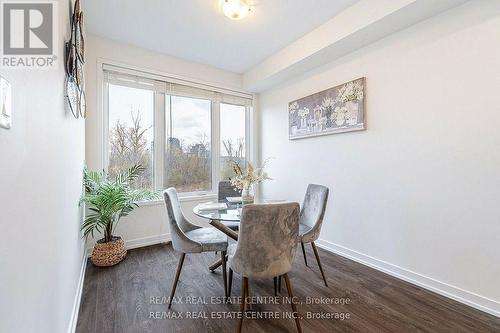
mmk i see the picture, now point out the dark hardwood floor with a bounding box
[76,243,500,333]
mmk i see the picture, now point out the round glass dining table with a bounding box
[193,199,286,271]
[193,199,288,239]
[193,202,242,242]
[193,203,242,222]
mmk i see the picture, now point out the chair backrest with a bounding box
[300,184,329,240]
[163,188,202,253]
[218,181,242,201]
[229,202,300,279]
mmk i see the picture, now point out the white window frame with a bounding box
[98,59,254,201]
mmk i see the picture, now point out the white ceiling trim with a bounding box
[83,0,359,73]
[84,0,471,93]
[243,0,469,92]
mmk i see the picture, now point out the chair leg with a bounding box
[245,279,251,310]
[221,250,228,297]
[283,273,302,333]
[278,275,282,293]
[237,277,248,333]
[228,268,233,297]
[311,242,328,287]
[300,242,308,266]
[273,277,278,296]
[168,253,186,309]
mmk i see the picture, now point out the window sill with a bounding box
[179,192,218,202]
[135,193,217,207]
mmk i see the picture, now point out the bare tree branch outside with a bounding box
[109,110,153,190]
[109,107,245,193]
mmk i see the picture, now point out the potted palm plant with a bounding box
[81,164,159,266]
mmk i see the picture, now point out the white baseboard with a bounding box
[86,233,172,256]
[315,238,500,318]
[67,252,88,333]
[125,233,171,250]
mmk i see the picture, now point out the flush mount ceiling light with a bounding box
[222,0,251,20]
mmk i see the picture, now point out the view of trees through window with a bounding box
[220,103,246,180]
[107,79,248,195]
[164,96,212,193]
[108,84,154,190]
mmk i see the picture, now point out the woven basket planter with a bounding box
[91,236,127,267]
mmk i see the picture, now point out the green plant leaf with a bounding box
[80,164,158,242]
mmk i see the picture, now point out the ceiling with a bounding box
[83,0,359,73]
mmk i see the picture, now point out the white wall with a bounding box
[0,1,86,332]
[84,35,243,249]
[258,0,500,315]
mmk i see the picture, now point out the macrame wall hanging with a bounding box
[64,0,86,119]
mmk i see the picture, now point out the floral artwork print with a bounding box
[288,78,365,139]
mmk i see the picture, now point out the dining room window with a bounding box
[106,81,155,190]
[220,103,246,180]
[164,95,212,193]
[103,65,253,197]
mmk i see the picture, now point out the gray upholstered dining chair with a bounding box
[218,180,241,200]
[218,181,242,231]
[227,203,302,333]
[298,184,329,286]
[163,188,229,308]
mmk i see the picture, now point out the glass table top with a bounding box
[193,199,287,222]
[193,202,242,222]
